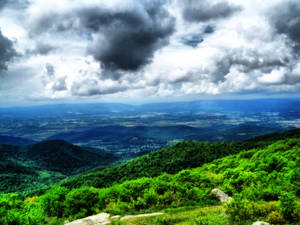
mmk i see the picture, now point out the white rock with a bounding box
[120,212,164,221]
[211,188,233,202]
[65,213,110,225]
[252,222,270,225]
[110,215,121,220]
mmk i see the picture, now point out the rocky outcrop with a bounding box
[64,213,110,225]
[120,212,164,221]
[211,188,233,203]
[252,222,270,225]
[64,212,164,225]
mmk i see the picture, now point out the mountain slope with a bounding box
[0,140,118,193]
[60,129,300,190]
[20,140,117,174]
[59,141,264,189]
[56,138,300,223]
[3,136,299,225]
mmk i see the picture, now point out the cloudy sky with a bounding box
[0,0,299,105]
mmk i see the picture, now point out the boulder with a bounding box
[64,213,110,225]
[110,215,121,220]
[211,188,233,203]
[120,212,164,221]
[252,222,270,225]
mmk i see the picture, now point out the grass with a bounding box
[119,205,230,225]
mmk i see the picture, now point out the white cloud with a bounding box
[0,0,299,105]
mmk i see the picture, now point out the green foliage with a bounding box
[154,216,171,225]
[0,193,24,225]
[61,140,266,190]
[226,196,279,225]
[64,186,100,220]
[0,141,118,194]
[0,193,45,225]
[193,214,226,225]
[266,211,285,225]
[39,186,69,217]
[279,192,300,222]
[0,135,299,224]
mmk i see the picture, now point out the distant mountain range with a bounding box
[1,98,300,118]
[0,135,35,146]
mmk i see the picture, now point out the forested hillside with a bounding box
[0,141,118,194]
[60,129,300,190]
[1,137,299,224]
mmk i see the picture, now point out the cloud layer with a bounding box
[0,30,17,72]
[0,0,299,104]
[181,0,241,22]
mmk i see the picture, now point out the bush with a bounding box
[154,216,171,225]
[226,195,278,224]
[266,211,285,225]
[279,192,298,222]
[39,186,69,217]
[0,193,24,225]
[23,200,45,225]
[226,195,250,224]
[105,200,130,215]
[64,186,100,219]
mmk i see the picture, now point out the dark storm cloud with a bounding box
[181,0,242,22]
[0,0,8,10]
[210,51,287,83]
[45,63,55,77]
[270,1,300,48]
[71,79,127,96]
[84,4,175,72]
[34,42,55,55]
[0,0,29,10]
[26,42,56,56]
[181,26,214,47]
[181,35,203,47]
[31,1,175,74]
[0,30,17,72]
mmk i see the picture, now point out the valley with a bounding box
[0,99,299,157]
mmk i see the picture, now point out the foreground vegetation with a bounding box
[60,140,272,190]
[1,136,299,224]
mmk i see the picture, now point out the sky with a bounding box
[0,0,299,105]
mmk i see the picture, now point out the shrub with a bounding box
[64,186,100,219]
[39,186,69,217]
[226,195,256,224]
[24,201,45,225]
[279,192,298,222]
[105,200,130,215]
[266,211,285,225]
[154,216,171,225]
[226,194,278,224]
[0,193,24,225]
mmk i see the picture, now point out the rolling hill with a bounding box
[59,129,300,190]
[0,140,118,193]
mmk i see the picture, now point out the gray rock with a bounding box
[211,188,233,203]
[64,213,110,225]
[110,215,121,220]
[120,212,164,221]
[252,222,270,225]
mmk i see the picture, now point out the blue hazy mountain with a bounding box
[0,98,299,118]
[0,135,35,146]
